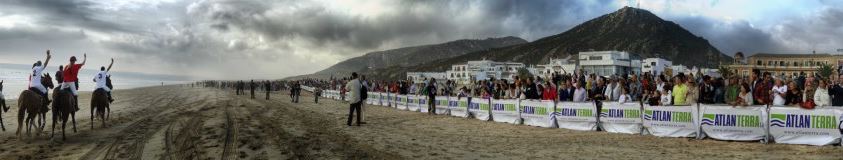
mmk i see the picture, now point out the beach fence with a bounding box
[310,88,843,146]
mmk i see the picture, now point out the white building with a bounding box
[671,65,689,76]
[642,58,672,75]
[531,58,577,78]
[578,51,641,76]
[406,72,447,84]
[446,60,525,84]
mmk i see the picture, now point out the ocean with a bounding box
[1,63,192,100]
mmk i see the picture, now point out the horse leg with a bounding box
[90,104,94,129]
[100,109,106,128]
[71,112,78,133]
[106,105,111,121]
[37,113,42,131]
[61,117,67,140]
[16,107,24,137]
[25,113,31,137]
[0,110,5,132]
[51,110,57,138]
[40,112,46,130]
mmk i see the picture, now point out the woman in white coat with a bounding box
[814,79,831,107]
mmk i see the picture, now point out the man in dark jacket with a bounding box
[525,77,539,99]
[830,75,843,106]
[426,78,437,115]
[265,80,271,100]
[250,80,256,99]
[558,82,574,101]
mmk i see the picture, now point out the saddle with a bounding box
[28,87,43,94]
[29,87,49,111]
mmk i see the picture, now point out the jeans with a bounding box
[347,102,362,125]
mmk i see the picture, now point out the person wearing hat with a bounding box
[62,53,86,111]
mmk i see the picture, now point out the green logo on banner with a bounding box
[770,113,836,129]
[701,114,760,127]
[600,109,640,118]
[643,109,692,122]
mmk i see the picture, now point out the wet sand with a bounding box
[0,86,840,159]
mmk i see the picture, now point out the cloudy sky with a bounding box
[0,0,841,80]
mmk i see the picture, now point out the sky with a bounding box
[0,0,841,80]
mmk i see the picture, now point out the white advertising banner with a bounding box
[520,100,554,128]
[553,102,597,131]
[699,105,767,141]
[599,102,642,134]
[393,94,402,109]
[449,97,468,118]
[396,95,408,110]
[643,106,699,138]
[367,92,377,105]
[407,95,420,112]
[377,92,385,106]
[323,90,331,98]
[435,96,450,115]
[333,90,338,99]
[469,97,491,121]
[325,90,332,99]
[333,90,340,100]
[769,107,843,146]
[491,99,520,124]
[385,92,393,107]
[418,96,429,113]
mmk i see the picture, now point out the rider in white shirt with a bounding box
[29,50,52,99]
[93,58,114,102]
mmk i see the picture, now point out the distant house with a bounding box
[531,58,576,78]
[406,72,447,84]
[726,53,841,78]
[642,58,672,75]
[578,51,641,76]
[445,59,525,84]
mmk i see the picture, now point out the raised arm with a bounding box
[106,58,114,72]
[43,50,52,68]
[80,53,87,65]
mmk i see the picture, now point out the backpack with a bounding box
[360,83,368,101]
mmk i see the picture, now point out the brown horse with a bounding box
[90,89,109,128]
[16,74,53,138]
[0,80,9,131]
[51,86,77,140]
[37,74,54,130]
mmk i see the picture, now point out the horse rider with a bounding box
[29,50,52,104]
[93,58,114,102]
[62,53,86,111]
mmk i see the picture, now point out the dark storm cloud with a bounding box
[0,0,132,33]
[186,0,618,55]
[774,8,843,52]
[3,0,841,79]
[673,16,786,55]
[673,7,843,55]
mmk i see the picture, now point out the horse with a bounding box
[90,88,109,129]
[105,75,112,119]
[0,80,9,131]
[51,83,78,140]
[36,74,54,130]
[16,74,53,138]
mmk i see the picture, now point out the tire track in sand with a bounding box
[78,89,209,160]
[220,104,238,160]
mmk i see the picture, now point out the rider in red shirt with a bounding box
[61,54,85,111]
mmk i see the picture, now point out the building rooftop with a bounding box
[750,53,832,58]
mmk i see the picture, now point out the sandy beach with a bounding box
[0,86,840,159]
